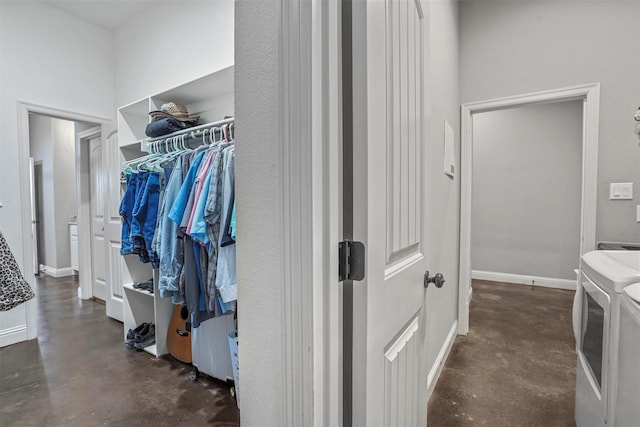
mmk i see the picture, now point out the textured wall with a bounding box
[235,0,284,424]
[472,101,583,280]
[460,0,640,243]
[424,0,461,382]
[0,1,114,345]
[114,0,234,107]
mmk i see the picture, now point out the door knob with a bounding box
[424,271,445,289]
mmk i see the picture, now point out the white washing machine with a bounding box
[573,250,640,427]
[614,282,640,425]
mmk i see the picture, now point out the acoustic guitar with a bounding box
[167,305,192,364]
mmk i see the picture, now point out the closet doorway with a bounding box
[458,83,601,334]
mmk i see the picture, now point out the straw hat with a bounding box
[149,102,200,123]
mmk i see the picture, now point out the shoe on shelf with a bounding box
[133,278,153,290]
[125,322,149,347]
[134,323,156,350]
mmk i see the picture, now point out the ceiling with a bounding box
[44,1,156,31]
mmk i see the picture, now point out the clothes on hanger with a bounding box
[119,171,162,268]
[119,123,237,328]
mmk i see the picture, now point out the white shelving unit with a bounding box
[117,66,234,357]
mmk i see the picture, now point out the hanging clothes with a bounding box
[120,121,237,328]
[215,147,237,304]
[119,170,162,268]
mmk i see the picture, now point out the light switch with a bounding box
[637,205,640,223]
[610,182,633,200]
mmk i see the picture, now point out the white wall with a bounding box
[0,1,115,346]
[460,0,640,243]
[52,118,77,269]
[472,101,583,281]
[235,1,283,424]
[424,0,461,387]
[114,0,234,107]
[29,115,77,271]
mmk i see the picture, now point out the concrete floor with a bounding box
[0,275,240,426]
[428,280,576,426]
[2,276,577,426]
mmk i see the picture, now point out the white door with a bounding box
[29,158,39,275]
[104,132,124,321]
[89,137,107,301]
[350,0,432,425]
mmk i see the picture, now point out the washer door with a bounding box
[576,271,611,422]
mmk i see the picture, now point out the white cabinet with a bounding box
[116,66,234,357]
[69,223,78,272]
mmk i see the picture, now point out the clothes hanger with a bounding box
[201,128,209,146]
[223,124,229,142]
[209,126,217,145]
[122,142,157,174]
[146,134,185,171]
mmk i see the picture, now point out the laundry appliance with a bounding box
[573,250,640,427]
[614,282,640,426]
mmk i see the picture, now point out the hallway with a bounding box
[428,280,576,426]
[0,275,240,426]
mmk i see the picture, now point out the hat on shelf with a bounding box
[149,102,200,123]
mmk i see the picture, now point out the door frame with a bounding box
[235,0,342,425]
[457,83,600,335]
[281,1,343,425]
[28,157,39,275]
[76,125,102,301]
[16,101,110,339]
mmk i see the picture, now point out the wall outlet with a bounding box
[609,182,633,200]
[637,205,640,223]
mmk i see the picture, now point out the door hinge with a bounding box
[339,240,365,282]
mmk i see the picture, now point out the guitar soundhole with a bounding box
[180,306,189,320]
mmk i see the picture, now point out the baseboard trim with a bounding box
[0,324,29,347]
[42,266,75,278]
[427,320,458,398]
[472,270,576,290]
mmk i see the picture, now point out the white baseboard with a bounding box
[472,270,576,290]
[0,324,29,347]
[42,266,75,278]
[427,321,458,398]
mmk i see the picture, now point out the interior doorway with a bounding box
[28,113,82,279]
[17,101,111,340]
[458,83,601,335]
[471,100,583,286]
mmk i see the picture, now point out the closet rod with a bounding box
[142,117,234,153]
[146,117,235,144]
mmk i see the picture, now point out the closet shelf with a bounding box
[117,65,235,363]
[142,344,158,356]
[123,282,154,298]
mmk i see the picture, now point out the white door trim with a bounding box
[76,126,102,301]
[280,1,342,425]
[16,101,111,340]
[458,83,600,335]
